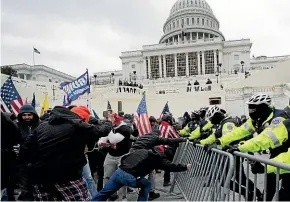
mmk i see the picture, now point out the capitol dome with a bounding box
[160,0,225,43]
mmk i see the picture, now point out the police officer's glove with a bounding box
[223,145,240,154]
[251,162,265,174]
[204,143,216,153]
[190,139,200,146]
[204,140,220,153]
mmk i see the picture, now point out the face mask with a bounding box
[248,105,259,121]
[210,113,224,125]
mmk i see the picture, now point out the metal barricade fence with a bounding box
[230,151,290,201]
[169,141,235,201]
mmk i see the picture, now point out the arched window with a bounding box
[173,21,175,29]
[192,18,194,24]
[187,18,189,25]
[202,18,204,25]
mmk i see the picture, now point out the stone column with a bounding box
[214,50,217,73]
[185,53,189,76]
[189,32,192,41]
[196,32,199,40]
[148,56,151,79]
[219,50,224,72]
[174,54,178,77]
[202,51,205,75]
[177,34,180,43]
[197,51,201,75]
[141,58,145,80]
[158,55,162,78]
[163,55,167,78]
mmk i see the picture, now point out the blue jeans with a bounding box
[1,189,7,201]
[82,162,96,198]
[92,168,151,201]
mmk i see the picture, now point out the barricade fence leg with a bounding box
[169,141,189,193]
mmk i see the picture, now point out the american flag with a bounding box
[134,95,152,136]
[1,78,23,114]
[159,101,169,119]
[159,121,180,139]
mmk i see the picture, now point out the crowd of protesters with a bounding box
[2,93,290,201]
[1,104,190,201]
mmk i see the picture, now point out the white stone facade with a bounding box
[1,72,289,118]
[91,70,123,85]
[119,0,253,82]
[7,63,76,83]
[250,55,290,70]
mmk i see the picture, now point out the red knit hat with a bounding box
[71,106,90,123]
[113,113,124,123]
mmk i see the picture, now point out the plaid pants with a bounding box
[33,177,90,201]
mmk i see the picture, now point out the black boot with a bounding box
[148,191,160,201]
[163,182,172,187]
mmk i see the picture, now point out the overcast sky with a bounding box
[1,0,290,77]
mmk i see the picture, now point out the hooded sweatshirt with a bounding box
[17,104,40,140]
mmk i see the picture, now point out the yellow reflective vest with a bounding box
[238,117,288,153]
[267,148,290,174]
[219,108,289,155]
[200,117,237,145]
[179,122,201,140]
[202,120,214,131]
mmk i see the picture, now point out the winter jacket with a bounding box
[131,131,186,151]
[119,148,187,178]
[107,122,132,157]
[1,112,22,189]
[19,106,112,185]
[17,105,40,140]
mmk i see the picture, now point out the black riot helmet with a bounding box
[162,112,173,125]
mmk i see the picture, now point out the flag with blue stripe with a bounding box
[60,70,90,103]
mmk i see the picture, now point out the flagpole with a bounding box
[86,69,90,110]
[33,46,35,66]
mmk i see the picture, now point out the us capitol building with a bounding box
[2,0,290,117]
